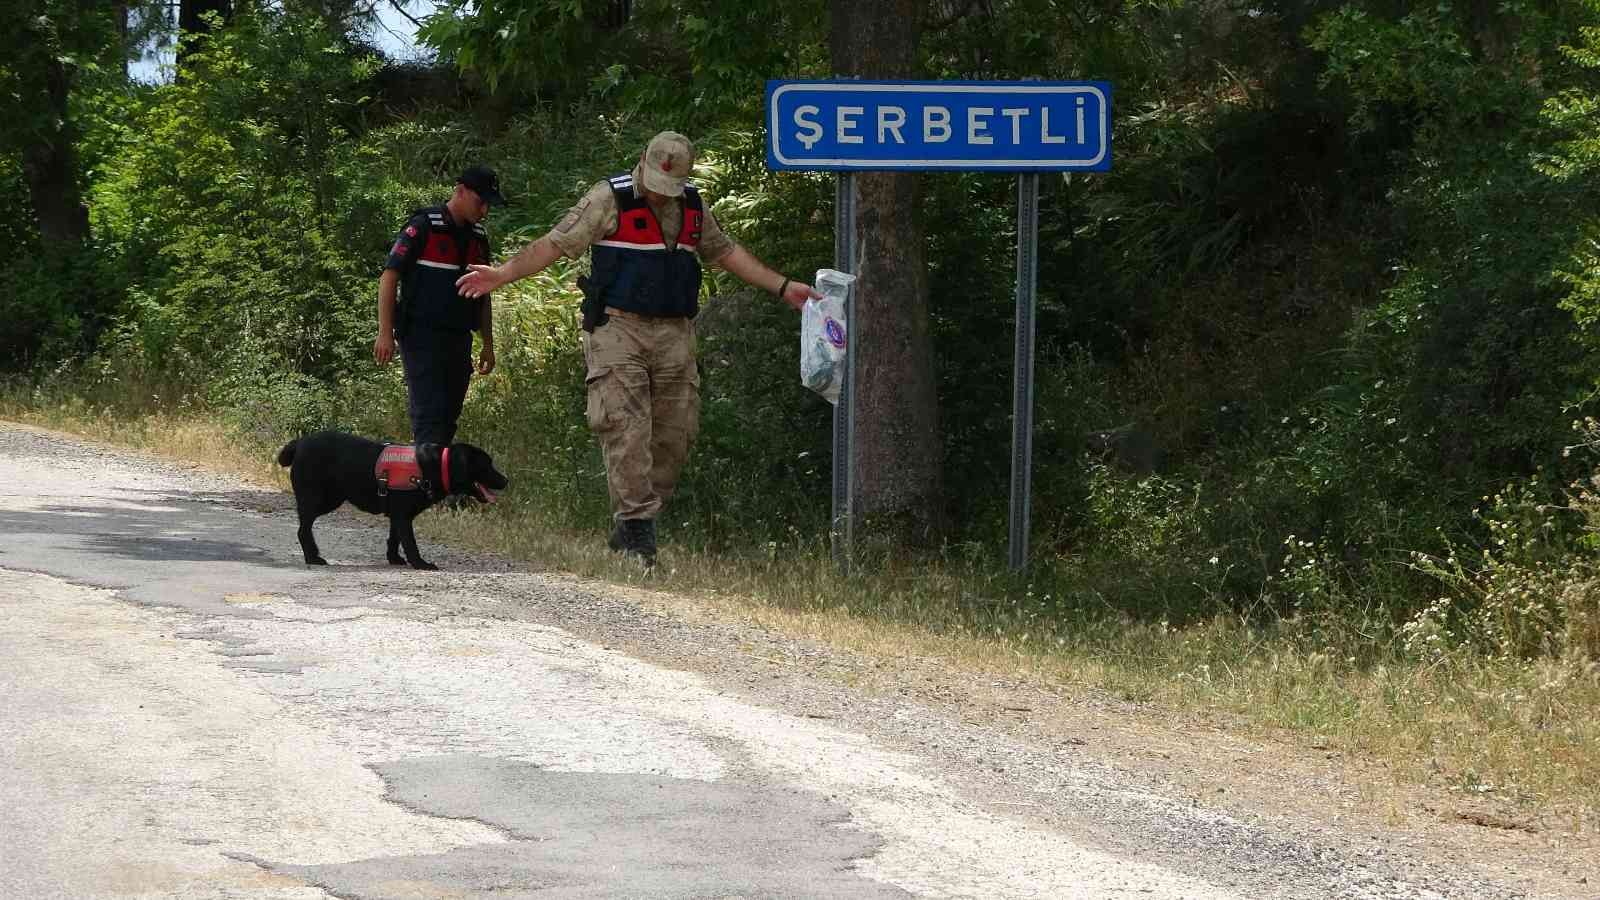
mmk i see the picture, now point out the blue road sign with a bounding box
[766,80,1111,172]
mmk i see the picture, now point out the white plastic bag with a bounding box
[800,268,854,405]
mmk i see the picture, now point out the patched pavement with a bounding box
[0,423,1246,899]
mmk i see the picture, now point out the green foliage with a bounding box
[0,152,29,252]
[24,0,1600,675]
[420,0,824,120]
[452,280,605,528]
[0,147,123,369]
[0,0,130,148]
[90,9,381,399]
[0,242,119,369]
[1406,455,1600,662]
[0,1,162,369]
[1541,16,1600,390]
[1541,24,1600,184]
[678,290,834,552]
[420,0,620,96]
[1311,3,1600,483]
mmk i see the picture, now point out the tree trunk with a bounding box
[22,54,88,247]
[114,1,128,77]
[178,0,230,65]
[831,0,946,546]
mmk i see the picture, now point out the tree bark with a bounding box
[831,0,946,546]
[22,54,89,247]
[114,1,128,76]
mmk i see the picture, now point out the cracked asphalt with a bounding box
[0,421,1588,899]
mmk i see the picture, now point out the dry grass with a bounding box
[7,404,1599,829]
[1,404,288,488]
[381,474,1600,829]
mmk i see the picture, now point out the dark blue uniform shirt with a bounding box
[385,205,492,334]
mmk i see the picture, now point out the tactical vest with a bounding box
[400,205,489,334]
[590,173,703,318]
[374,444,450,500]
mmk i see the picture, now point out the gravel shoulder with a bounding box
[3,419,1594,898]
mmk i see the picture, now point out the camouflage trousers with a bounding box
[583,308,700,521]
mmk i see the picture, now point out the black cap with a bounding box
[457,165,506,207]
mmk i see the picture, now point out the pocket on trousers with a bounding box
[585,366,612,432]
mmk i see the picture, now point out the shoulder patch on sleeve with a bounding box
[555,198,590,233]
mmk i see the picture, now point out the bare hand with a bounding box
[780,280,820,311]
[457,264,504,299]
[374,333,396,365]
[478,346,496,375]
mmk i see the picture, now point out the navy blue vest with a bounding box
[394,205,490,334]
[590,173,703,318]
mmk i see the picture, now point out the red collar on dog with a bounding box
[440,447,451,495]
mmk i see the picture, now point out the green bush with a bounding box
[1407,461,1600,662]
[0,152,120,370]
[89,9,379,386]
[23,0,1600,672]
[0,245,116,370]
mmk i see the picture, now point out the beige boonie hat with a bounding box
[639,131,695,196]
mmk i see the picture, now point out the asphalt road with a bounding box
[0,422,1565,899]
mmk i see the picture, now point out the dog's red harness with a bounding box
[375,445,450,496]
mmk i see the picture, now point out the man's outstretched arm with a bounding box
[713,244,819,311]
[456,236,565,298]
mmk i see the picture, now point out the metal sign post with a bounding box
[1009,174,1039,571]
[766,79,1111,573]
[832,173,856,573]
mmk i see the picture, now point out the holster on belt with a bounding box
[577,275,609,334]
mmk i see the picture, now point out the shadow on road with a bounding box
[0,502,298,570]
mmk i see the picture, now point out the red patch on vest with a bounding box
[614,210,665,245]
[661,160,673,172]
[419,232,460,265]
[375,445,424,491]
[610,204,701,250]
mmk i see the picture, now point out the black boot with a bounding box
[608,521,626,552]
[620,518,656,568]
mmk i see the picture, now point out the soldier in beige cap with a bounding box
[456,131,820,567]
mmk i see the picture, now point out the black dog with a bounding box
[276,430,509,570]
